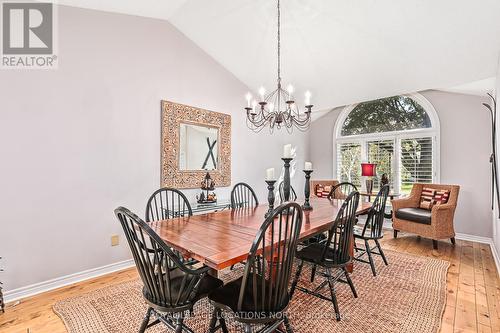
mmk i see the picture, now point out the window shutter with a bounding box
[400,137,433,193]
[367,140,395,189]
[336,142,362,187]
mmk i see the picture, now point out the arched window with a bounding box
[334,93,440,194]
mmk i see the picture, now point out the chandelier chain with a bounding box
[277,0,281,86]
[243,0,312,133]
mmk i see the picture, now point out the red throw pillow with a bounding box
[419,187,436,210]
[433,189,450,205]
[315,184,324,197]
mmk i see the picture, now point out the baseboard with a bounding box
[4,259,134,303]
[490,242,500,277]
[455,233,493,244]
[453,233,500,277]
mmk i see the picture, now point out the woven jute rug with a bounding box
[53,250,449,333]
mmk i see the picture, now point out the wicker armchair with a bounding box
[310,180,339,198]
[392,183,460,249]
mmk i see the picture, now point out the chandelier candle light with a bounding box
[302,162,313,210]
[244,0,313,133]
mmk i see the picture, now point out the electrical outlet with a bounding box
[111,235,119,246]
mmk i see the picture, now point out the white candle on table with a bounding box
[283,144,292,158]
[305,161,313,170]
[266,168,275,180]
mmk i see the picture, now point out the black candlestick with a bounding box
[265,180,276,218]
[302,169,313,210]
[282,157,293,214]
[282,158,293,202]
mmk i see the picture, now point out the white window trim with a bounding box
[332,93,441,193]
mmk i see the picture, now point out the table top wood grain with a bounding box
[148,197,372,271]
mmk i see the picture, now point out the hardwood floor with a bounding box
[0,231,499,333]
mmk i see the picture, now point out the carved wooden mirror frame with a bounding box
[161,100,231,189]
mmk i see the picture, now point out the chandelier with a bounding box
[244,0,313,133]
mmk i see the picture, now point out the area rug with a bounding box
[53,250,449,333]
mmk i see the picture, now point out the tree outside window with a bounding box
[336,94,437,194]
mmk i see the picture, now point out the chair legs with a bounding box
[310,264,317,282]
[139,307,153,333]
[432,240,438,250]
[209,308,229,333]
[451,237,456,245]
[375,239,388,266]
[326,268,341,321]
[393,229,398,238]
[290,260,304,298]
[342,267,358,298]
[283,313,294,333]
[175,317,184,333]
[365,240,377,276]
[209,308,217,332]
[354,238,389,276]
[292,260,355,321]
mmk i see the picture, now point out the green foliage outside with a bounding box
[339,96,433,194]
[342,95,431,136]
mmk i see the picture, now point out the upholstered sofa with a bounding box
[392,183,460,249]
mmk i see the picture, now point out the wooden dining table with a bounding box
[148,197,372,275]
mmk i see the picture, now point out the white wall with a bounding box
[309,90,492,238]
[0,5,308,292]
[494,62,500,255]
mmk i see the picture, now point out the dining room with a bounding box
[1,1,500,333]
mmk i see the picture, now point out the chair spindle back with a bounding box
[145,188,192,222]
[328,182,358,200]
[231,182,259,209]
[115,207,205,311]
[361,185,390,238]
[279,182,298,202]
[322,191,360,264]
[238,202,303,316]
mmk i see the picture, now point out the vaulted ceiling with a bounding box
[58,0,500,110]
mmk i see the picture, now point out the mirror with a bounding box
[161,100,231,189]
[179,123,219,170]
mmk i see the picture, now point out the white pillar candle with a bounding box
[283,144,292,158]
[304,161,313,170]
[266,168,275,180]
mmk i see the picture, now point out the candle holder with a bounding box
[281,158,293,201]
[302,169,313,210]
[282,157,293,214]
[265,180,277,218]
